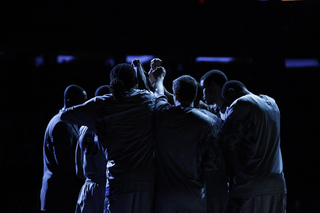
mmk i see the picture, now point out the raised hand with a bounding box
[150,58,162,70]
[148,58,162,84]
[152,66,166,82]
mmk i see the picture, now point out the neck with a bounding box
[239,89,251,97]
[175,100,193,107]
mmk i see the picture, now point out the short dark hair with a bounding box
[200,70,228,88]
[95,85,110,96]
[64,84,86,102]
[221,80,246,100]
[173,75,198,103]
[110,63,136,103]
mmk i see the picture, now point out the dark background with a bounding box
[1,1,319,212]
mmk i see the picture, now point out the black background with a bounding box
[1,1,319,212]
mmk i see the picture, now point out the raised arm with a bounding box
[61,98,98,133]
[148,58,162,86]
[152,66,166,97]
[132,59,151,91]
[149,58,174,103]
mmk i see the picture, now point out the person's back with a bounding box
[155,102,221,211]
[152,71,222,212]
[220,80,287,213]
[223,93,285,197]
[61,63,156,213]
[95,89,155,185]
[40,84,87,213]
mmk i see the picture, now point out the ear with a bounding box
[173,92,179,105]
[228,88,235,96]
[174,92,179,101]
[65,99,72,108]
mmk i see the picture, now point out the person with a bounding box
[151,66,222,213]
[75,85,110,213]
[39,84,87,213]
[200,70,230,213]
[200,70,229,120]
[219,80,287,213]
[60,63,156,213]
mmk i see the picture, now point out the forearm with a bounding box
[75,142,85,180]
[132,59,151,91]
[164,88,174,104]
[151,66,166,97]
[137,65,150,90]
[154,79,165,97]
[61,99,97,131]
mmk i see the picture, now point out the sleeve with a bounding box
[218,99,254,150]
[155,95,171,112]
[61,98,98,132]
[75,140,85,180]
[75,126,88,180]
[52,122,77,174]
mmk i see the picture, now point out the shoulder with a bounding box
[231,94,256,108]
[237,94,277,109]
[258,94,277,105]
[123,89,156,102]
[155,95,171,111]
[54,120,72,130]
[134,89,155,98]
[191,108,222,127]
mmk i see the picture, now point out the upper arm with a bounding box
[219,100,253,149]
[61,99,98,131]
[75,141,85,180]
[155,96,171,112]
[52,122,76,173]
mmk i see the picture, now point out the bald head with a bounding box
[200,69,228,106]
[95,85,110,96]
[200,69,228,89]
[221,80,250,106]
[64,84,87,108]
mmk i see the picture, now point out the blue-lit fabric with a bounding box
[61,89,156,187]
[227,193,287,213]
[40,110,84,212]
[219,94,287,198]
[154,95,222,211]
[208,103,229,121]
[75,126,107,213]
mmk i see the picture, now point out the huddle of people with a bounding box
[39,58,287,213]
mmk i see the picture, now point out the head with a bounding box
[221,80,249,106]
[63,84,87,108]
[172,75,198,107]
[110,63,137,103]
[95,85,110,96]
[200,70,228,106]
